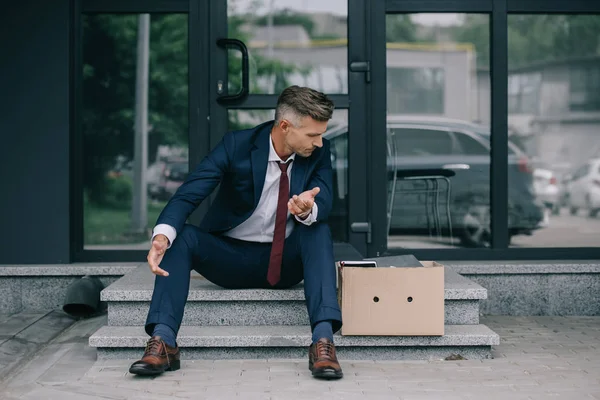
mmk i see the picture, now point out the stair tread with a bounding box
[89,324,499,347]
[102,265,487,301]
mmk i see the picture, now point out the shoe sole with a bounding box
[129,360,180,376]
[309,361,343,380]
[311,367,344,380]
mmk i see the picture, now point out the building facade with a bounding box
[2,0,600,266]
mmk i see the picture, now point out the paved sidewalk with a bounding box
[1,315,599,399]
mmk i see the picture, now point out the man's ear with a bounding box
[279,119,291,132]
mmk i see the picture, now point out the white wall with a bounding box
[260,45,476,121]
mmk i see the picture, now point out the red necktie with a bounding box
[267,160,291,286]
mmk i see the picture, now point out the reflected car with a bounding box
[151,159,188,201]
[532,168,560,215]
[325,116,545,248]
[563,158,600,217]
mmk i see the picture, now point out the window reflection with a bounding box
[387,68,444,114]
[82,14,189,250]
[227,0,348,94]
[385,14,493,249]
[508,15,600,248]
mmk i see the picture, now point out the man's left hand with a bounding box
[288,187,320,220]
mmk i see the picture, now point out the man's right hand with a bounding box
[147,234,170,277]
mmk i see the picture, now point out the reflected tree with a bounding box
[451,14,600,69]
[82,14,188,207]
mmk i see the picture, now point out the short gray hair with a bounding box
[274,86,334,127]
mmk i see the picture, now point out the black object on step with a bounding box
[63,275,107,318]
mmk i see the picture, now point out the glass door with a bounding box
[207,0,370,257]
[367,0,496,258]
[74,0,209,261]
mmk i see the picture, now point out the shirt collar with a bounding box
[269,134,296,163]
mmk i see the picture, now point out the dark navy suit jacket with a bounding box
[155,120,334,236]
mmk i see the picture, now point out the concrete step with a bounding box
[103,266,487,326]
[89,324,499,361]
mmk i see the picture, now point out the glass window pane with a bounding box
[82,14,189,250]
[227,0,348,94]
[228,109,349,242]
[392,128,453,156]
[454,131,489,155]
[386,13,491,249]
[387,68,444,114]
[508,15,600,248]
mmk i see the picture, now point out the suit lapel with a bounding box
[250,120,310,202]
[290,156,308,196]
[251,122,272,206]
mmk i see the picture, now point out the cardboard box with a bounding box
[337,261,444,336]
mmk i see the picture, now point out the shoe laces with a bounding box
[144,337,165,357]
[316,340,335,359]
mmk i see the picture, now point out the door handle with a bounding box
[443,163,470,170]
[349,61,371,83]
[351,222,372,243]
[216,38,249,104]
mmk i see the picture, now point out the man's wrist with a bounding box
[153,234,170,246]
[297,210,311,220]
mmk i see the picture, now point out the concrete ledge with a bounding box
[444,261,600,316]
[0,263,139,276]
[445,260,600,274]
[97,346,494,361]
[107,299,480,326]
[90,324,499,348]
[0,263,138,313]
[102,265,487,301]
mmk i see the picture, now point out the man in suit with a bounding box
[128,86,343,380]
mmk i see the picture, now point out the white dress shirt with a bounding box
[152,135,318,247]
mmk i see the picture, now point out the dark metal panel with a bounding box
[508,0,600,13]
[386,0,493,13]
[78,246,600,263]
[81,0,188,13]
[385,0,600,15]
[80,245,600,262]
[76,250,147,262]
[366,0,388,257]
[72,0,85,262]
[226,95,350,110]
[490,0,509,248]
[209,0,228,150]
[0,0,72,263]
[189,0,205,169]
[187,0,211,226]
[383,247,600,261]
[346,0,370,256]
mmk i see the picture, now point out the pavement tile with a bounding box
[1,315,600,399]
[358,392,401,399]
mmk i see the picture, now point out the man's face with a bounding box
[280,116,327,158]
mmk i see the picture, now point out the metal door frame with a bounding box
[208,0,371,256]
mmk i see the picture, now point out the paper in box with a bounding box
[336,261,444,336]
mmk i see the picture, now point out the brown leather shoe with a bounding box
[308,338,343,379]
[129,336,180,376]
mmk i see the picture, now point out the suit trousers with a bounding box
[144,222,343,337]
